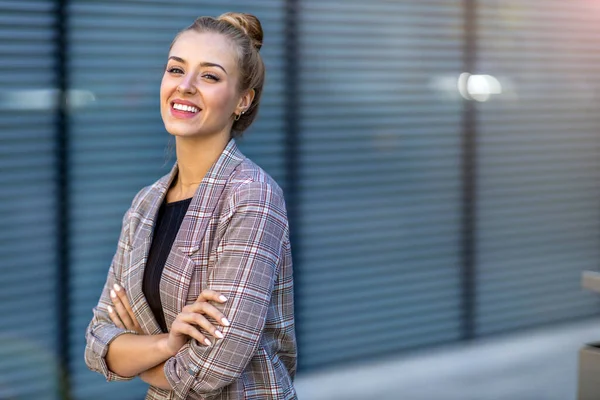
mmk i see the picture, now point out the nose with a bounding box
[177,74,197,95]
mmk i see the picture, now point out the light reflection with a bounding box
[457,73,503,102]
[0,89,96,111]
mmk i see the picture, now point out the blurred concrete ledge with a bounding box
[295,318,600,400]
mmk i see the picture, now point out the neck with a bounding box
[171,133,231,198]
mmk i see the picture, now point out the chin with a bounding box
[163,120,199,137]
[166,126,222,140]
[163,118,229,139]
[166,128,200,137]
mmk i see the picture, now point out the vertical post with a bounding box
[284,0,303,369]
[55,0,72,398]
[461,0,477,341]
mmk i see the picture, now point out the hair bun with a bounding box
[218,12,263,51]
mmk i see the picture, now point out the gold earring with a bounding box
[234,110,246,121]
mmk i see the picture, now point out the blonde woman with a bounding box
[85,13,297,399]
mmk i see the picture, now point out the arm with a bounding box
[84,206,143,381]
[105,333,171,378]
[105,283,231,381]
[140,362,170,390]
[85,191,230,382]
[84,194,173,379]
[104,283,230,379]
[163,181,288,399]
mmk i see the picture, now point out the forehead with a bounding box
[169,30,238,70]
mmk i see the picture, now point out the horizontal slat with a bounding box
[475,0,600,335]
[477,295,599,335]
[298,316,460,368]
[0,1,58,395]
[296,0,463,370]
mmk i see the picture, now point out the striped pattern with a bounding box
[85,140,297,399]
[475,0,600,334]
[0,1,61,399]
[295,0,464,368]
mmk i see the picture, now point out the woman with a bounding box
[84,12,297,400]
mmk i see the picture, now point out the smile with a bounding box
[172,102,199,113]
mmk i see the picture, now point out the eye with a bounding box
[167,66,184,74]
[202,73,220,82]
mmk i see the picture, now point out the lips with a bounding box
[170,99,201,119]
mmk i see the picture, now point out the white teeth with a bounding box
[173,103,199,113]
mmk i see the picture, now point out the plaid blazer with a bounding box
[85,140,297,399]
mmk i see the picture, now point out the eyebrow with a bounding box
[168,56,228,74]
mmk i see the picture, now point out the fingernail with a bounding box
[113,284,121,292]
[110,290,116,298]
[107,305,113,313]
[221,318,230,326]
[215,330,224,339]
[219,295,227,302]
[204,338,211,346]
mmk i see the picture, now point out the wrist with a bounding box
[156,334,176,358]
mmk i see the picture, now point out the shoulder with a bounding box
[221,158,290,244]
[228,157,286,210]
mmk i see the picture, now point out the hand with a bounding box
[165,289,230,356]
[107,283,144,335]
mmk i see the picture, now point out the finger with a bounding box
[197,289,228,304]
[107,305,125,329]
[172,320,212,347]
[189,301,230,327]
[113,284,136,318]
[110,289,135,330]
[178,312,225,339]
[113,284,142,331]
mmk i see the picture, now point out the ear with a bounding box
[235,89,255,115]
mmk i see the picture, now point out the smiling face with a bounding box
[160,30,251,140]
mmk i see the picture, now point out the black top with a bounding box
[142,197,192,333]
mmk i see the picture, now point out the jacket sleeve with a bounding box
[84,205,140,381]
[163,181,288,399]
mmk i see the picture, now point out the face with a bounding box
[160,30,252,139]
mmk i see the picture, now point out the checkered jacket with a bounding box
[85,140,297,399]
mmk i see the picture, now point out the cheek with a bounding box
[160,76,174,101]
[159,80,173,114]
[209,86,239,110]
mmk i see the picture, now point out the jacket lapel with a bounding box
[126,163,178,335]
[161,139,245,328]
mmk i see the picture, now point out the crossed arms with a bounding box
[85,181,288,398]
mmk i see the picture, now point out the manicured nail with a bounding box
[110,289,116,298]
[215,330,224,339]
[113,284,121,292]
[107,305,113,313]
[219,295,227,302]
[221,318,230,326]
[204,338,211,346]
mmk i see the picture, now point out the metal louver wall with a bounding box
[475,0,600,335]
[67,1,287,398]
[4,0,600,397]
[0,1,60,399]
[295,1,465,369]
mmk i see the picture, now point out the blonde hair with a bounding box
[170,13,265,138]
